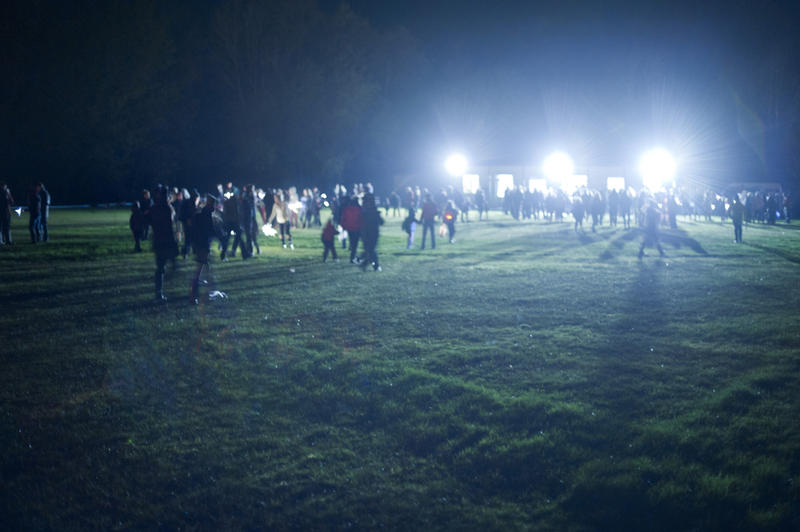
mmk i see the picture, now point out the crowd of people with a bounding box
[0,181,50,245]
[0,178,793,301]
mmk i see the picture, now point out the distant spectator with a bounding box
[638,200,666,259]
[321,218,339,262]
[359,193,383,271]
[28,184,42,244]
[402,207,419,249]
[0,183,13,245]
[148,186,179,301]
[340,195,363,262]
[443,200,458,243]
[420,193,438,250]
[129,201,145,252]
[190,196,218,305]
[39,182,50,241]
[730,196,745,243]
[140,189,153,239]
[267,191,293,249]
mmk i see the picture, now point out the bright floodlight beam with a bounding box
[445,153,468,177]
[639,148,676,190]
[542,151,574,181]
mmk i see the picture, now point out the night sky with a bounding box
[2,0,799,202]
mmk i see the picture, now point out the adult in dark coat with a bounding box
[140,189,153,239]
[359,193,384,271]
[28,184,42,243]
[221,190,242,260]
[0,183,13,245]
[190,196,218,304]
[149,186,179,301]
[39,183,50,241]
[239,185,257,259]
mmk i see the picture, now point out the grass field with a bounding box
[1,208,799,531]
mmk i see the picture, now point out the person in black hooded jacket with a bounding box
[359,193,384,271]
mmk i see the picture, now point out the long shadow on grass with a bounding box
[559,259,688,529]
[742,241,800,264]
[600,229,707,261]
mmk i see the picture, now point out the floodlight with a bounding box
[445,153,468,177]
[542,152,574,182]
[639,148,676,190]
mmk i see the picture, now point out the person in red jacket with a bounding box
[339,195,363,263]
[321,218,339,262]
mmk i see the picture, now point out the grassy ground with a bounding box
[1,208,799,531]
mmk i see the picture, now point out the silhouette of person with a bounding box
[149,186,179,301]
[339,195,362,262]
[420,193,438,249]
[38,183,50,241]
[267,190,294,249]
[443,200,458,243]
[129,201,145,252]
[730,196,745,243]
[0,183,13,245]
[402,207,419,249]
[321,218,339,262]
[572,196,585,233]
[359,193,384,271]
[28,184,42,243]
[638,200,665,259]
[190,196,218,305]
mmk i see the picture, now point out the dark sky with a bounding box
[330,0,800,184]
[3,0,799,201]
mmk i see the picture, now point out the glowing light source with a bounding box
[542,151,574,182]
[496,174,514,198]
[462,174,480,194]
[607,177,626,192]
[639,148,676,190]
[445,153,469,177]
[15,207,22,216]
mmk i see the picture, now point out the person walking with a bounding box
[190,196,218,305]
[39,182,50,241]
[638,200,666,259]
[359,193,384,271]
[267,190,294,249]
[340,195,363,263]
[149,186,179,301]
[321,218,339,262]
[130,201,145,252]
[420,193,438,250]
[443,200,458,243]
[0,183,13,245]
[402,207,419,249]
[730,196,746,243]
[28,183,42,243]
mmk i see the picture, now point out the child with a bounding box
[321,218,339,262]
[129,201,144,252]
[443,200,458,243]
[402,208,419,249]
